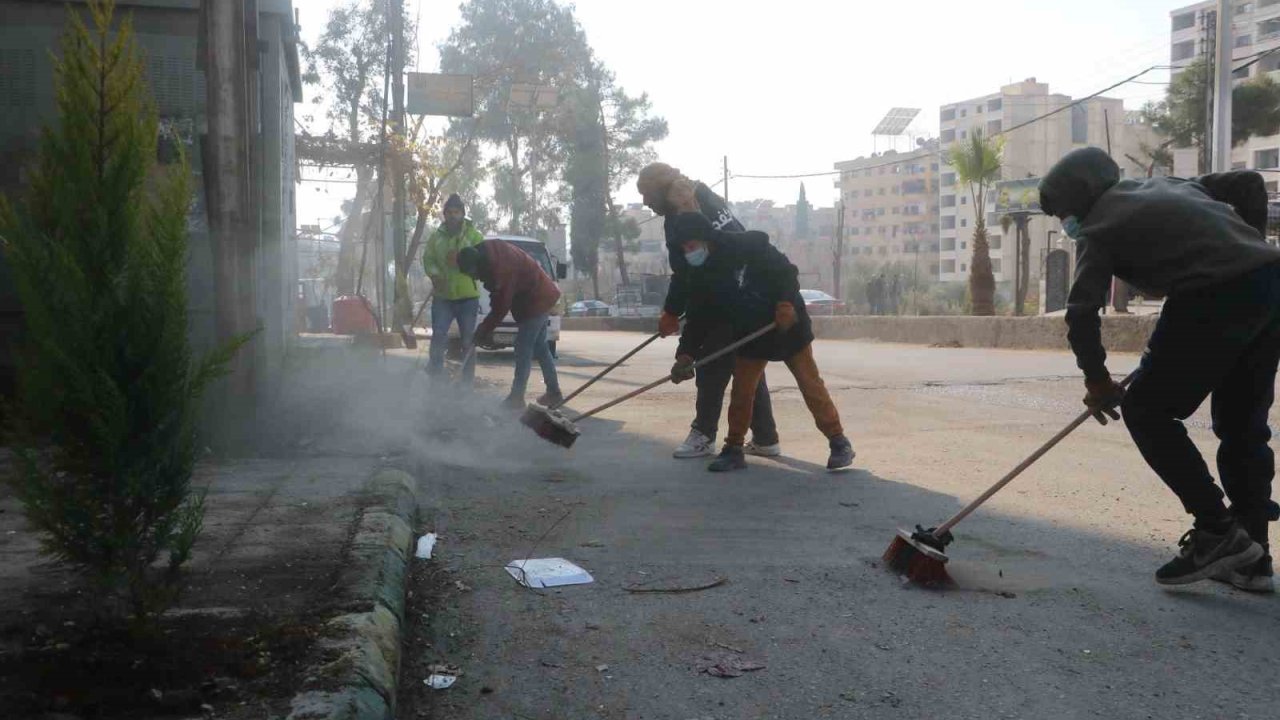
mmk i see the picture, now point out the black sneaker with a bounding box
[537,391,564,408]
[1213,554,1275,594]
[1155,524,1264,586]
[708,445,747,472]
[827,435,855,471]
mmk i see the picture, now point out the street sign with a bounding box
[406,73,474,117]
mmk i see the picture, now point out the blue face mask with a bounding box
[684,247,709,267]
[1062,215,1083,239]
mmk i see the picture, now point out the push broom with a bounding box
[519,331,664,426]
[884,369,1138,587]
[523,322,778,449]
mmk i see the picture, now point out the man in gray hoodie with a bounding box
[1040,147,1280,592]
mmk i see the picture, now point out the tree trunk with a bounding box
[1017,221,1031,315]
[968,224,996,316]
[591,266,600,301]
[335,166,372,296]
[507,136,522,233]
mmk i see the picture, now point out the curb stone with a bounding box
[287,468,418,720]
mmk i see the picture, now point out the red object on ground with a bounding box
[331,295,377,335]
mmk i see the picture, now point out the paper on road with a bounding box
[504,558,594,589]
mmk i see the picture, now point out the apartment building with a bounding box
[938,79,1156,284]
[833,144,941,282]
[1170,1,1280,187]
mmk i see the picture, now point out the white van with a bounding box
[445,234,568,355]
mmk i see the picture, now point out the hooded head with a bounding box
[1038,147,1120,223]
[456,245,486,280]
[443,193,466,233]
[637,162,686,216]
[674,212,717,267]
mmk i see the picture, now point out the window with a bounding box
[892,186,900,195]
[961,241,967,250]
[1172,40,1196,62]
[893,226,900,237]
[877,207,886,215]
[961,218,968,228]
[1172,12,1195,31]
[975,104,984,114]
[0,49,37,108]
[941,107,956,122]
[990,235,1002,250]
[991,258,1002,273]
[1238,2,1254,16]
[960,109,967,118]
[960,129,968,139]
[987,119,1003,135]
[942,195,956,208]
[1072,103,1088,144]
[961,196,968,205]
[941,129,956,143]
[941,237,956,251]
[931,164,939,172]
[1234,66,1252,80]
[942,215,956,229]
[1237,34,1254,49]
[942,172,956,187]
[961,263,967,272]
[1268,180,1279,193]
[878,187,886,195]
[1255,148,1279,168]
[942,259,957,274]
[1234,161,1249,170]
[988,98,1003,112]
[1260,18,1280,39]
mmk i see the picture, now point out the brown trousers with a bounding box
[725,344,844,446]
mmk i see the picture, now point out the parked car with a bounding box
[800,289,847,316]
[567,300,612,317]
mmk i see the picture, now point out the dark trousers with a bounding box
[691,324,778,443]
[1121,263,1280,547]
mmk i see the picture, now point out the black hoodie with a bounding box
[662,182,745,317]
[1039,147,1280,381]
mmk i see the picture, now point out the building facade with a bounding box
[0,0,302,388]
[938,78,1156,285]
[834,144,941,286]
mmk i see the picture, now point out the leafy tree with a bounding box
[1141,58,1280,172]
[1124,140,1175,178]
[947,132,1003,316]
[0,0,243,623]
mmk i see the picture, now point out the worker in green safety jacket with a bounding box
[423,193,485,383]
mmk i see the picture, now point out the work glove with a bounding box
[671,354,695,384]
[658,311,681,337]
[774,302,797,332]
[1083,376,1125,426]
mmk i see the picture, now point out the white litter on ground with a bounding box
[426,674,456,690]
[504,558,594,588]
[415,533,438,560]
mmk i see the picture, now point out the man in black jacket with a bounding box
[670,212,855,472]
[637,162,780,460]
[1040,146,1280,591]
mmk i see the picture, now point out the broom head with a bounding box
[883,527,955,588]
[400,324,418,349]
[520,402,580,449]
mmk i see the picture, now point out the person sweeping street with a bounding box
[456,240,563,411]
[636,162,781,460]
[670,212,854,472]
[1040,146,1280,592]
[423,193,484,384]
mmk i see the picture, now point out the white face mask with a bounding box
[684,247,709,267]
[1062,215,1083,239]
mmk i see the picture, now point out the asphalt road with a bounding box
[393,331,1279,720]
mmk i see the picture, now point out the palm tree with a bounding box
[947,131,1004,316]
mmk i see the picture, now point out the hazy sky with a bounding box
[294,0,1185,229]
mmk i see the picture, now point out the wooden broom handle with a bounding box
[555,332,663,408]
[570,322,778,422]
[935,369,1139,535]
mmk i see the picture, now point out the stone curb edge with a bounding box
[286,468,419,720]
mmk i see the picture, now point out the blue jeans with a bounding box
[511,314,560,400]
[429,298,479,383]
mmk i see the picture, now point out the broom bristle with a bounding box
[882,531,955,588]
[520,403,579,448]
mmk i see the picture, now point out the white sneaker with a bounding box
[744,440,782,457]
[673,429,715,459]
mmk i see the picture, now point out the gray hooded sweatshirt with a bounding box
[1038,147,1280,381]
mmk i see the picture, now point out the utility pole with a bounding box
[1202,9,1216,173]
[202,0,255,399]
[390,0,409,325]
[1212,0,1234,172]
[833,200,845,301]
[723,156,729,204]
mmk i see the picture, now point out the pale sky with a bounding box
[294,0,1185,229]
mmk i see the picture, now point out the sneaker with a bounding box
[1213,554,1275,593]
[536,390,564,408]
[744,439,782,457]
[1155,524,1265,586]
[708,445,747,472]
[827,435,856,471]
[673,429,715,459]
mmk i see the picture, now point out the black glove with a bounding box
[1083,376,1125,425]
[671,354,695,384]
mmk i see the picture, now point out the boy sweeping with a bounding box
[670,212,854,472]
[1040,146,1280,591]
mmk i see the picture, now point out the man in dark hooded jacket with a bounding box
[637,162,780,460]
[1039,146,1280,591]
[670,212,854,472]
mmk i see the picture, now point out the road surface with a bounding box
[382,331,1278,720]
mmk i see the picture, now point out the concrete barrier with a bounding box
[563,314,1158,353]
